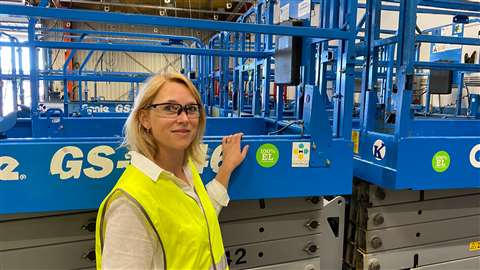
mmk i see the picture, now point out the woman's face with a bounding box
[140,81,200,154]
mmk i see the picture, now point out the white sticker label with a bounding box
[292,142,310,167]
[372,139,386,160]
[432,43,461,53]
[280,4,290,22]
[441,25,452,36]
[298,0,310,18]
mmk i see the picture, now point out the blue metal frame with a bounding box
[353,0,480,190]
[423,19,480,116]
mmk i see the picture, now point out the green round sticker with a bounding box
[256,143,279,168]
[432,151,450,173]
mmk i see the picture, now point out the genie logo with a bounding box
[83,104,132,114]
[86,105,110,113]
[470,144,480,169]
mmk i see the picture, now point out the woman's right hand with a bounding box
[221,133,249,172]
[215,133,249,188]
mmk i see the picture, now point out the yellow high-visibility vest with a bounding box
[95,161,228,270]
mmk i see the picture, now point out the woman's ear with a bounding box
[139,110,152,130]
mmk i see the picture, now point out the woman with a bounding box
[95,73,249,270]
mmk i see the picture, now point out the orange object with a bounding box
[64,21,74,100]
[214,80,219,97]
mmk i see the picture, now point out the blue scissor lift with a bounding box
[353,0,480,190]
[345,1,480,269]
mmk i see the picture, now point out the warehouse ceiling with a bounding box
[41,0,255,21]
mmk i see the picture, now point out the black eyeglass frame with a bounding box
[146,102,202,118]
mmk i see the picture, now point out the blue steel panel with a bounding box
[30,118,126,138]
[5,119,32,138]
[354,132,480,190]
[396,138,480,189]
[353,157,398,189]
[18,117,271,138]
[356,131,397,169]
[412,119,480,136]
[303,85,332,148]
[204,117,267,136]
[353,130,398,189]
[415,62,480,72]
[0,138,352,214]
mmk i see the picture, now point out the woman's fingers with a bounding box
[220,133,249,172]
[231,133,243,145]
[223,133,244,146]
[241,145,249,158]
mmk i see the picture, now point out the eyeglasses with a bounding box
[147,102,201,118]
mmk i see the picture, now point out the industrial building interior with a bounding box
[0,0,479,269]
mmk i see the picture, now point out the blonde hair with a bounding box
[122,72,206,165]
